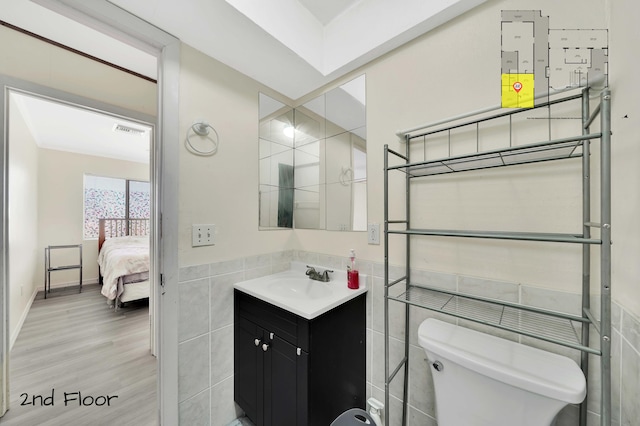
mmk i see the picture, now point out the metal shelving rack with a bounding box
[44,244,83,299]
[383,87,611,426]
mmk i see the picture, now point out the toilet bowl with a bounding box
[417,318,586,426]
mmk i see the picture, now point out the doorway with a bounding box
[0,78,158,422]
[8,88,156,346]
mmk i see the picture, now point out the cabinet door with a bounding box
[263,334,307,426]
[234,317,263,424]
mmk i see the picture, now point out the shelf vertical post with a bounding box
[580,87,591,426]
[383,144,390,426]
[401,135,411,426]
[78,244,83,294]
[600,89,612,426]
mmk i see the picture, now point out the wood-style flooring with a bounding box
[0,284,157,426]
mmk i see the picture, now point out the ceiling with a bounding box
[3,0,487,100]
[0,0,486,161]
[11,91,152,164]
[108,0,487,99]
[297,0,360,26]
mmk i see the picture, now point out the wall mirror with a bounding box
[259,95,294,228]
[259,74,366,231]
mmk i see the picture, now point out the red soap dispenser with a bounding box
[347,249,359,289]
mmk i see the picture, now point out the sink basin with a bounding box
[267,277,332,300]
[234,262,367,319]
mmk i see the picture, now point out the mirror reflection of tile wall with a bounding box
[258,74,366,231]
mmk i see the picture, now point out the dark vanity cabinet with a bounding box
[234,289,366,426]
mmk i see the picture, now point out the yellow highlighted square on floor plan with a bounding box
[502,74,534,108]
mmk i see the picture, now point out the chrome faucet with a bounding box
[305,265,333,282]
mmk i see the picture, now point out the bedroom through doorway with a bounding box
[2,84,158,422]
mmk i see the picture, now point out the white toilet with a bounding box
[417,318,586,426]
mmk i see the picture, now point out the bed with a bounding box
[97,218,150,307]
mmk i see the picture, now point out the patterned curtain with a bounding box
[84,177,150,238]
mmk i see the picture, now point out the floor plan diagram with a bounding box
[501,10,607,108]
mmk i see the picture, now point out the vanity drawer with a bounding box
[235,290,307,347]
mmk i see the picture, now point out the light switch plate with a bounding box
[192,224,215,247]
[368,223,380,245]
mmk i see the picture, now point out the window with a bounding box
[83,175,150,239]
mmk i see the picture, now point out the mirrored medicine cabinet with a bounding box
[259,75,366,231]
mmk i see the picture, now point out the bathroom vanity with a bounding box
[234,265,366,426]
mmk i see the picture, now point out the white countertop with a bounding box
[234,262,367,319]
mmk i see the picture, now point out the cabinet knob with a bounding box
[254,338,261,347]
[262,343,270,352]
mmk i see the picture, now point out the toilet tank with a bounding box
[418,318,586,404]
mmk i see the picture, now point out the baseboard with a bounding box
[10,286,38,351]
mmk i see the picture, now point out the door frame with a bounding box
[0,1,181,424]
[1,77,157,396]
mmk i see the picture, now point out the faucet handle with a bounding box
[320,269,334,282]
[305,265,316,275]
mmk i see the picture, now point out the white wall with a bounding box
[288,0,639,424]
[293,0,640,320]
[609,0,640,319]
[8,96,39,346]
[37,148,149,286]
[178,44,293,267]
[176,43,300,425]
[0,26,156,117]
[359,0,639,424]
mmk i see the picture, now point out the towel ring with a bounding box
[185,121,219,156]
[339,167,353,186]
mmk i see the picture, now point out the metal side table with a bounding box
[44,244,82,299]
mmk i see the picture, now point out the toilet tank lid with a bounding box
[418,318,586,404]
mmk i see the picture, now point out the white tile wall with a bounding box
[178,334,210,402]
[177,251,293,426]
[616,303,640,426]
[179,278,210,342]
[177,250,640,426]
[179,389,210,425]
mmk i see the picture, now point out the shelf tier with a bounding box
[389,284,600,355]
[387,228,602,244]
[387,133,601,177]
[48,265,82,271]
